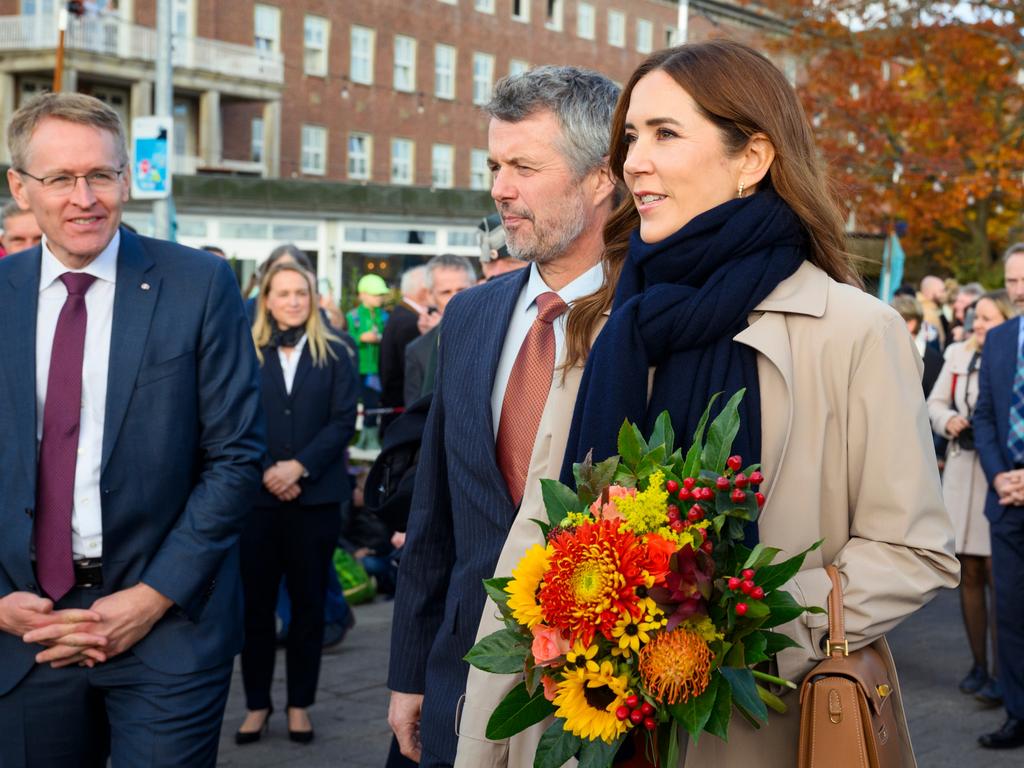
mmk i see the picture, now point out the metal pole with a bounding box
[53,9,68,93]
[153,0,173,240]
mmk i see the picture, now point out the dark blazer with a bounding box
[404,325,439,405]
[256,338,358,507]
[0,228,264,695]
[387,267,529,767]
[380,302,422,408]
[973,316,1020,522]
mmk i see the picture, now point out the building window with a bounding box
[254,4,280,52]
[434,44,456,99]
[304,15,329,76]
[608,10,625,47]
[576,3,595,40]
[636,18,653,53]
[475,0,495,12]
[432,144,454,188]
[438,0,456,4]
[510,59,529,76]
[251,118,263,163]
[394,35,417,92]
[665,26,680,47]
[350,25,375,85]
[173,0,195,37]
[472,52,494,105]
[391,138,414,185]
[545,0,563,30]
[512,0,530,22]
[301,124,327,175]
[470,149,490,190]
[348,132,372,180]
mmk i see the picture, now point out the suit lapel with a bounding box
[263,345,289,401]
[289,344,313,400]
[1,250,42,491]
[101,229,159,474]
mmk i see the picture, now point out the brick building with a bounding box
[0,0,788,296]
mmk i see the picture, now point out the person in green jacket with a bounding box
[347,274,390,447]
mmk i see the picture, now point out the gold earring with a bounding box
[737,181,745,198]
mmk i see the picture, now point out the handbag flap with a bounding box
[800,643,893,715]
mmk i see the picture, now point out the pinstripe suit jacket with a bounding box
[387,266,531,767]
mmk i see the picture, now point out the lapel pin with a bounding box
[141,282,151,291]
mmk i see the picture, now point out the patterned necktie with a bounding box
[1008,331,1024,467]
[36,272,97,601]
[496,291,569,507]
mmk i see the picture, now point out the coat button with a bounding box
[24,508,33,519]
[25,583,37,593]
[284,409,292,416]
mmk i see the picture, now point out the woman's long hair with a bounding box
[252,262,339,367]
[564,39,860,371]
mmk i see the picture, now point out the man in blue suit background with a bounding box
[0,93,263,765]
[974,243,1024,750]
[386,67,619,767]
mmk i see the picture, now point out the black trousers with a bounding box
[240,502,340,710]
[991,509,1024,719]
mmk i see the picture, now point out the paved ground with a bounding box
[216,587,1020,767]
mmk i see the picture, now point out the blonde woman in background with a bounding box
[929,290,1017,705]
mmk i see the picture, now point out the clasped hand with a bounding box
[1,582,173,669]
[263,459,305,501]
[995,469,1024,506]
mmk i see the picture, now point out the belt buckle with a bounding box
[73,559,103,588]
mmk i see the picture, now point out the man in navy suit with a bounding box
[974,243,1024,749]
[386,67,619,767]
[0,93,263,766]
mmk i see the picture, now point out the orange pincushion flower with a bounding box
[539,518,648,647]
[638,628,712,705]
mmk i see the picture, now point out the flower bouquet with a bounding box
[465,390,823,767]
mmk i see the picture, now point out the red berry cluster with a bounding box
[663,458,767,548]
[727,568,765,615]
[722,456,766,508]
[616,694,657,730]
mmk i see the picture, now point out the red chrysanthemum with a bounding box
[539,518,649,647]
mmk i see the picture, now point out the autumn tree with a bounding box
[747,1,1024,281]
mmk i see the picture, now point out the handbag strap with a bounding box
[825,564,848,657]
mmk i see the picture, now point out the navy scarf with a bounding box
[562,190,807,544]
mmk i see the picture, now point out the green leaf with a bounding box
[483,577,512,609]
[648,410,676,453]
[464,628,530,674]
[754,540,823,592]
[762,630,804,657]
[681,442,703,481]
[704,672,732,740]
[577,735,625,768]
[541,479,583,528]
[618,420,646,467]
[701,389,745,474]
[658,720,680,768]
[531,518,552,539]
[668,673,719,742]
[759,589,810,629]
[534,719,582,768]
[486,681,554,740]
[681,394,720,478]
[720,666,768,724]
[745,632,769,665]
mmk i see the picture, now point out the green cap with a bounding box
[357,274,390,295]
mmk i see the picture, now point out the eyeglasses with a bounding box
[16,167,125,194]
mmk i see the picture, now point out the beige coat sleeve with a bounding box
[927,354,958,437]
[777,313,959,683]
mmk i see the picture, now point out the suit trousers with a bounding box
[240,502,341,710]
[991,508,1024,719]
[0,586,232,768]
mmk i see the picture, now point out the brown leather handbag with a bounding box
[797,565,905,767]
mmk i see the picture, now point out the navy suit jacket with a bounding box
[387,267,529,765]
[256,339,357,507]
[0,228,264,695]
[973,315,1020,522]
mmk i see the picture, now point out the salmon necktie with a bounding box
[496,291,568,507]
[36,272,97,601]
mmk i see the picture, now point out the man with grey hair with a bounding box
[951,281,985,343]
[380,265,431,413]
[388,65,618,767]
[1005,243,1024,311]
[403,254,476,404]
[0,200,42,257]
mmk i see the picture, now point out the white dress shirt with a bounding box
[278,335,308,395]
[491,262,604,437]
[36,231,119,560]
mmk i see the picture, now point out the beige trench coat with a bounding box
[927,341,990,556]
[455,262,959,768]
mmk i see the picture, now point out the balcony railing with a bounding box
[0,13,283,85]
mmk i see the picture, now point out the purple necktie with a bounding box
[35,272,97,601]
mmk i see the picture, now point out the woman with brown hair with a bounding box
[929,290,1017,705]
[558,40,958,765]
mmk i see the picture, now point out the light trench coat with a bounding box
[455,262,959,768]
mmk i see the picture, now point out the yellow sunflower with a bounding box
[553,660,632,743]
[506,543,549,628]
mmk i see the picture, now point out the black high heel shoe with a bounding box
[287,707,314,744]
[235,706,273,745]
